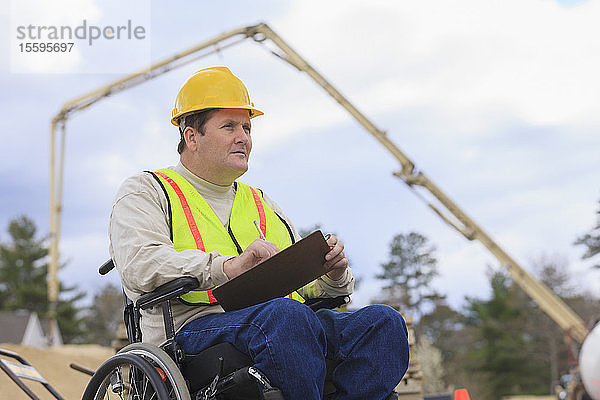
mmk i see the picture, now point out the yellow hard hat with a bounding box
[171,66,263,126]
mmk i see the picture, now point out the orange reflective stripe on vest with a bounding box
[249,187,266,238]
[154,170,205,251]
[153,171,216,305]
[179,289,219,305]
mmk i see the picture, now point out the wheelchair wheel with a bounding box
[119,343,191,400]
[82,352,169,400]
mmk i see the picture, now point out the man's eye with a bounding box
[243,126,251,134]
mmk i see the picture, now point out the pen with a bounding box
[254,220,266,240]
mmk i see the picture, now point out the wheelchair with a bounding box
[81,259,355,400]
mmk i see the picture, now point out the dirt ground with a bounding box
[0,343,114,400]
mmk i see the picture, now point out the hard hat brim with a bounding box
[171,106,263,127]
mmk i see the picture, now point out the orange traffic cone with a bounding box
[454,388,471,400]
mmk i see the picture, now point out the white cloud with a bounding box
[10,0,101,26]
[59,230,120,296]
[272,0,600,128]
[79,100,176,187]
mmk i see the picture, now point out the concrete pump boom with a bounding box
[254,23,589,344]
[49,23,589,345]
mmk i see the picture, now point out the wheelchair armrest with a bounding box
[99,259,115,275]
[305,295,350,311]
[137,276,200,310]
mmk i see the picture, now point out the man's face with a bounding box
[185,108,253,185]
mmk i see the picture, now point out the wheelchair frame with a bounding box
[82,259,350,400]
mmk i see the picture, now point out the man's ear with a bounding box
[183,127,198,151]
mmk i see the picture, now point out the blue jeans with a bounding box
[175,298,409,400]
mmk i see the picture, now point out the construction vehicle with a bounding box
[48,23,598,399]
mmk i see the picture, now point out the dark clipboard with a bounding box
[212,230,330,311]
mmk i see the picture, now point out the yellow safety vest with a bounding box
[150,168,305,306]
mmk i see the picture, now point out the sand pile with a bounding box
[0,343,114,400]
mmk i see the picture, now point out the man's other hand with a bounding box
[324,234,348,281]
[223,239,280,279]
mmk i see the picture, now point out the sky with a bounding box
[0,0,599,315]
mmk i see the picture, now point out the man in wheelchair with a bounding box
[108,66,409,399]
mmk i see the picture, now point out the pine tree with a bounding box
[0,216,48,312]
[574,199,600,268]
[0,216,86,343]
[465,271,549,398]
[374,232,443,318]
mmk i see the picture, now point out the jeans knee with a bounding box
[262,298,322,328]
[257,298,326,359]
[362,304,409,341]
[361,305,409,372]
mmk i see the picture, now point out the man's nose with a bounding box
[235,126,250,143]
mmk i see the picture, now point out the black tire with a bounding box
[118,343,191,400]
[82,352,169,400]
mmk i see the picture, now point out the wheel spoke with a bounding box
[83,348,172,400]
[117,343,190,400]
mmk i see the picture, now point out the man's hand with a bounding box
[223,239,280,279]
[324,234,348,281]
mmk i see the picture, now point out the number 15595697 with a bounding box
[19,42,74,52]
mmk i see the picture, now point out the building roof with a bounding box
[0,310,62,346]
[0,310,31,344]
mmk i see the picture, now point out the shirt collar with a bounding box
[174,161,233,194]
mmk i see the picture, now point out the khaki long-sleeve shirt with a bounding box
[109,162,354,345]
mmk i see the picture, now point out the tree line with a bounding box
[372,200,600,399]
[0,216,122,345]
